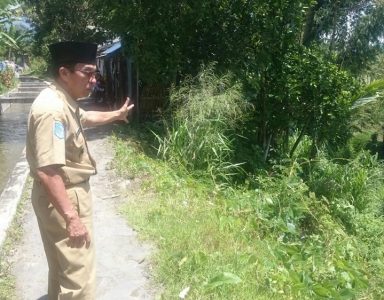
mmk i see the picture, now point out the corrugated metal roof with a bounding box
[98,41,121,57]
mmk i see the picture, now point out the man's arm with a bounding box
[36,165,90,248]
[82,97,134,127]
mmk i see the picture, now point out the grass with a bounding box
[113,131,272,299]
[155,66,250,183]
[109,67,384,299]
[111,125,384,299]
[0,179,31,300]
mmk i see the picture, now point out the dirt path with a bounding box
[11,124,156,300]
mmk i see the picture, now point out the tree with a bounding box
[363,51,384,82]
[22,0,384,161]
[0,0,14,9]
[90,0,380,159]
[0,26,32,65]
[21,0,108,57]
[302,0,384,75]
[0,1,32,65]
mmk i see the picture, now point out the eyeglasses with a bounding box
[75,69,97,79]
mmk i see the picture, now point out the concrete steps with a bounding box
[18,81,47,86]
[19,76,44,82]
[10,92,40,98]
[0,75,49,104]
[0,97,38,103]
[18,86,45,92]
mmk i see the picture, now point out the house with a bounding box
[96,40,167,121]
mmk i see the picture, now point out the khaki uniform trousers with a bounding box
[32,180,95,300]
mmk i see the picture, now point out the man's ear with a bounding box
[58,66,71,83]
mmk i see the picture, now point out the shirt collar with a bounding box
[50,82,79,114]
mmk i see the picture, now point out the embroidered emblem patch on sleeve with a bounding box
[54,121,65,139]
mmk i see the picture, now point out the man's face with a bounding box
[63,63,97,100]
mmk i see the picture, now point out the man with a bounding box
[26,41,134,299]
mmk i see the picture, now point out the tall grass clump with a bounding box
[155,65,251,182]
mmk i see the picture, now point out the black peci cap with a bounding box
[49,41,97,66]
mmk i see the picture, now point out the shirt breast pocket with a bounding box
[67,130,85,162]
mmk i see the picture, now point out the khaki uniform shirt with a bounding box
[26,83,96,185]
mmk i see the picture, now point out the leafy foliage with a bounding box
[302,0,384,74]
[346,94,384,159]
[91,0,363,160]
[155,66,251,182]
[0,67,16,93]
[359,78,384,98]
[21,0,108,57]
[21,0,384,162]
[26,56,47,76]
[0,2,32,64]
[284,47,357,155]
[364,52,384,82]
[113,125,384,299]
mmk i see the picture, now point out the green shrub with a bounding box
[242,158,378,298]
[348,132,373,156]
[359,79,384,98]
[306,152,380,231]
[350,96,384,132]
[27,57,48,77]
[155,65,251,182]
[0,68,16,94]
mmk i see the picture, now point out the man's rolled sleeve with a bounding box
[32,112,66,168]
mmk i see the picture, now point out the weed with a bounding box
[112,125,384,299]
[0,68,17,95]
[0,179,31,299]
[155,65,252,183]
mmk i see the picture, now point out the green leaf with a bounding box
[339,288,355,299]
[312,284,331,297]
[205,272,242,290]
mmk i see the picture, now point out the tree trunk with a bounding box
[289,123,307,158]
[263,133,273,163]
[301,0,326,46]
